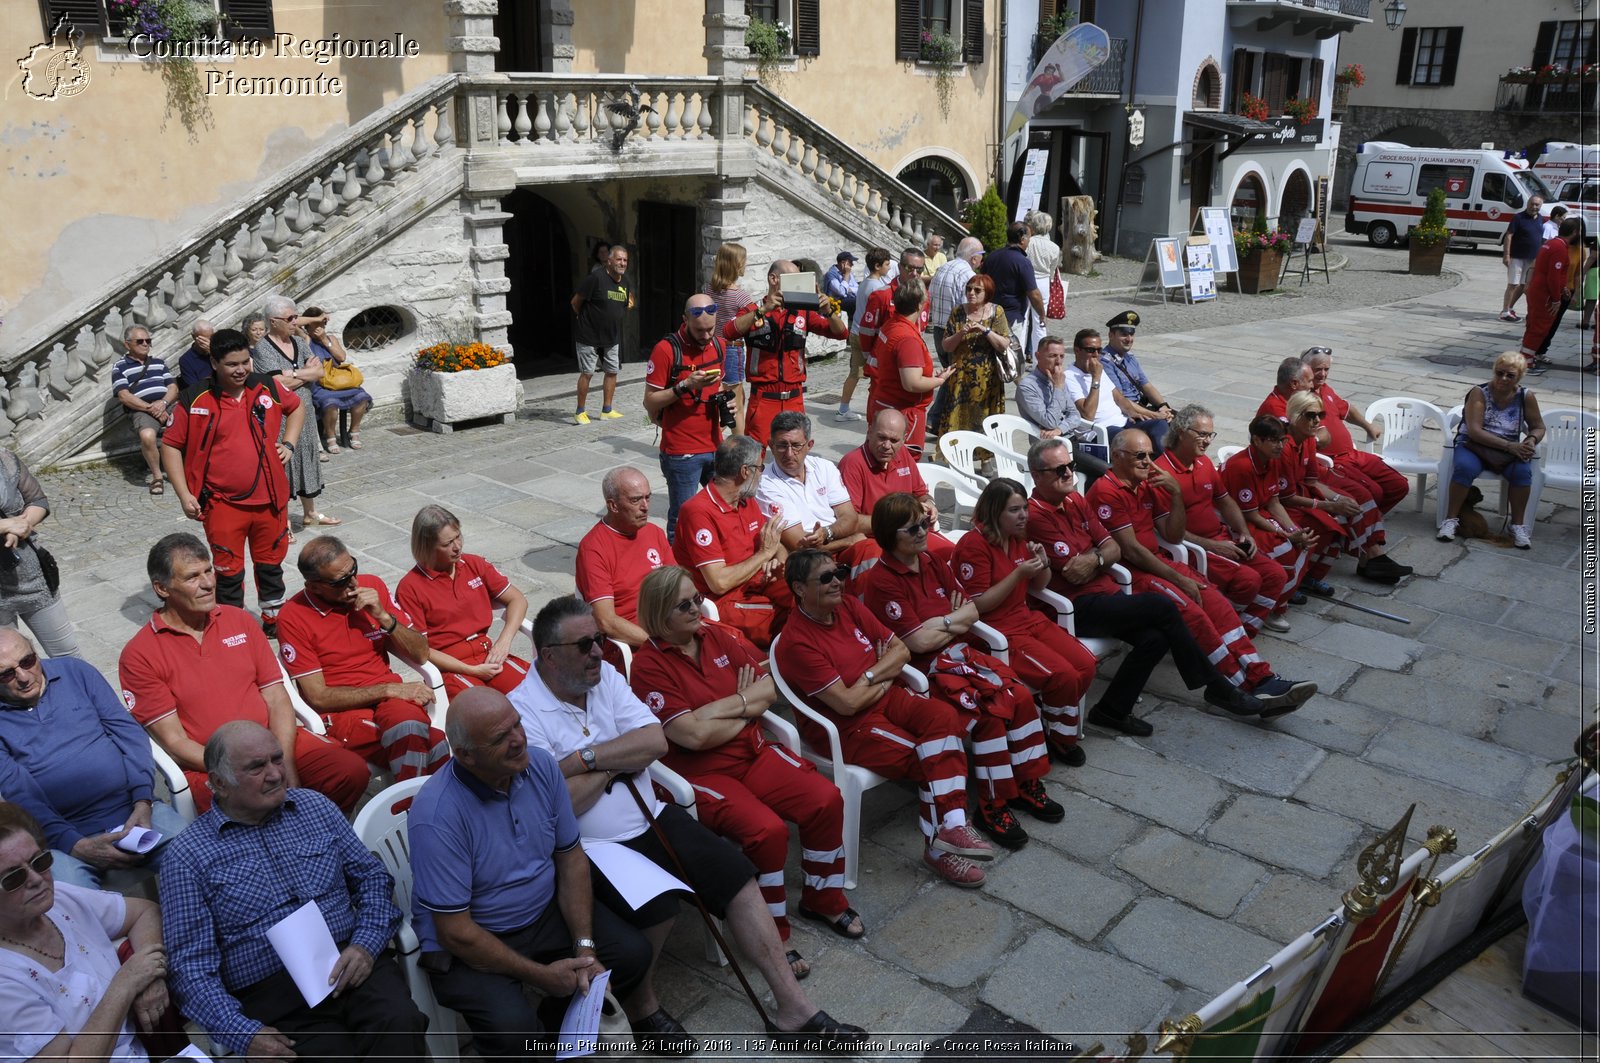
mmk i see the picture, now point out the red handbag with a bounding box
[1046,270,1066,319]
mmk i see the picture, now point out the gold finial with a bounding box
[1411,876,1443,908]
[1124,1032,1149,1061]
[1422,824,1457,857]
[1154,1015,1202,1058]
[1344,804,1414,919]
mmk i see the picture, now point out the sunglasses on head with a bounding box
[547,634,605,654]
[672,592,706,616]
[0,851,52,893]
[1304,346,1333,356]
[686,305,717,318]
[314,559,359,590]
[0,653,39,684]
[815,565,851,585]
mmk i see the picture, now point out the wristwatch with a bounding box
[574,937,597,951]
[863,669,877,684]
[579,747,598,772]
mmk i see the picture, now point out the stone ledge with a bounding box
[471,244,511,263]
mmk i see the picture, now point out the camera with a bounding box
[706,390,736,431]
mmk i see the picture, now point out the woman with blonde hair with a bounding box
[1437,352,1546,548]
[706,242,755,433]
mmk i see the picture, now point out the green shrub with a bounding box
[963,185,1008,251]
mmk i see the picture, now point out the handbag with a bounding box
[1461,437,1516,472]
[994,333,1020,383]
[1046,270,1066,319]
[321,360,365,390]
[596,987,636,1054]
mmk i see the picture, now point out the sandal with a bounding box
[348,433,362,449]
[797,905,865,939]
[785,948,810,981]
[766,1010,870,1055]
[303,512,343,526]
[324,440,342,454]
[148,478,164,495]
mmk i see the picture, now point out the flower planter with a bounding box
[1408,241,1448,276]
[1230,251,1285,295]
[409,363,520,433]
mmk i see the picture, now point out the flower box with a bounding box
[1229,250,1285,295]
[409,363,520,433]
[1408,240,1448,276]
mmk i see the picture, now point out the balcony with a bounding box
[1496,75,1599,115]
[1227,0,1372,39]
[1027,35,1127,98]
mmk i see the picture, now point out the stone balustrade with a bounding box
[489,75,721,148]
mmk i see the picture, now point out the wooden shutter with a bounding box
[1230,47,1255,109]
[1080,0,1097,23]
[1395,26,1416,85]
[38,0,106,36]
[1262,52,1290,113]
[962,0,984,64]
[220,0,274,40]
[793,0,819,57]
[1308,57,1324,107]
[1531,21,1557,68]
[1039,0,1057,27]
[1438,26,1462,86]
[895,0,921,60]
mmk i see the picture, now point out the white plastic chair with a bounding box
[937,430,996,487]
[768,631,928,891]
[1158,537,1208,577]
[982,413,1040,457]
[1436,403,1553,525]
[149,740,197,822]
[1363,397,1449,511]
[917,462,982,530]
[1215,444,1244,465]
[1526,407,1597,522]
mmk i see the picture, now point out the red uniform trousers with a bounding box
[203,500,290,613]
[813,685,971,840]
[434,635,531,699]
[714,579,794,650]
[991,612,1097,749]
[1328,450,1409,514]
[1202,549,1290,630]
[745,390,806,450]
[688,744,848,943]
[929,647,1050,804]
[867,398,930,455]
[1248,525,1314,590]
[1129,562,1273,689]
[184,728,370,814]
[1317,466,1388,555]
[321,697,451,781]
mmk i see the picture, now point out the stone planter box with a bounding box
[1229,251,1286,295]
[1408,240,1448,276]
[409,363,520,433]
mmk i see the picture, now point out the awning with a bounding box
[1184,111,1280,160]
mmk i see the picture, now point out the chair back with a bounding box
[982,413,1040,456]
[1363,397,1448,469]
[1215,444,1244,465]
[353,776,430,900]
[937,430,995,485]
[1537,408,1598,489]
[917,463,981,529]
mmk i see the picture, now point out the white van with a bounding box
[1345,142,1554,247]
[1533,142,1600,187]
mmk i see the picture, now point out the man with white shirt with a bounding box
[756,411,877,580]
[509,596,868,1054]
[1063,328,1126,439]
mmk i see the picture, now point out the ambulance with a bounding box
[1533,142,1600,186]
[1345,142,1554,247]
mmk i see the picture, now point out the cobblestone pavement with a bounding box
[33,242,1596,1053]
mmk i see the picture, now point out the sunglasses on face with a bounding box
[1494,370,1520,379]
[672,592,706,616]
[1121,451,1155,462]
[686,305,717,318]
[0,851,52,893]
[1300,411,1325,421]
[898,518,934,536]
[1034,462,1076,479]
[314,559,359,590]
[0,653,39,684]
[129,338,152,346]
[814,565,851,585]
[547,634,605,655]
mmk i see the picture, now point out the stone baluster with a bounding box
[45,345,72,400]
[827,159,844,196]
[553,91,573,141]
[287,187,314,233]
[392,122,415,170]
[785,129,803,168]
[90,314,115,366]
[411,110,435,160]
[497,92,513,145]
[697,92,715,138]
[865,188,881,221]
[171,257,199,312]
[276,196,302,244]
[770,123,789,161]
[574,91,591,141]
[316,170,338,216]
[66,325,96,381]
[743,102,756,138]
[200,241,223,295]
[755,108,773,149]
[147,277,173,329]
[226,225,249,279]
[434,97,455,149]
[512,94,533,144]
[852,177,868,212]
[663,92,683,139]
[60,336,86,389]
[680,93,700,139]
[341,154,364,202]
[910,216,926,246]
[532,91,553,144]
[800,144,818,180]
[364,140,386,183]
[645,91,663,138]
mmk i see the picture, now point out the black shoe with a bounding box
[767,1011,871,1055]
[1048,739,1087,767]
[1203,681,1266,716]
[1357,554,1410,583]
[1288,590,1308,606]
[1086,705,1155,737]
[632,1008,699,1057]
[1300,578,1336,599]
[1008,777,1067,823]
[975,801,1030,850]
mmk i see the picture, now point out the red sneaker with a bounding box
[923,848,986,887]
[931,823,995,860]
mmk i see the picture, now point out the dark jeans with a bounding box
[1071,590,1218,716]
[234,948,428,1062]
[660,451,716,543]
[1108,419,1170,457]
[591,804,757,927]
[427,902,652,1063]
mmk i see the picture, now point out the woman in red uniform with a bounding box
[396,505,530,697]
[630,566,860,980]
[860,493,1063,850]
[950,479,1098,769]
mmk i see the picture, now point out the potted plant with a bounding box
[1230,223,1294,294]
[1283,96,1318,125]
[1504,66,1537,84]
[409,341,520,433]
[920,29,960,118]
[1237,93,1270,122]
[1408,187,1452,275]
[744,17,792,87]
[1333,63,1364,110]
[961,185,1008,253]
[107,0,213,134]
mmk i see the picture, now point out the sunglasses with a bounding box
[1300,411,1325,421]
[672,592,706,616]
[0,653,39,684]
[547,634,605,655]
[0,851,52,893]
[1493,370,1520,379]
[1120,451,1155,462]
[1304,346,1333,356]
[686,305,717,318]
[815,565,851,585]
[313,559,359,590]
[898,518,934,536]
[271,314,298,323]
[1033,462,1076,479]
[129,338,153,346]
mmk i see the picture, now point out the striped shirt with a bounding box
[111,355,175,402]
[929,258,976,334]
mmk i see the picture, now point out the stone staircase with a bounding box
[11,72,964,468]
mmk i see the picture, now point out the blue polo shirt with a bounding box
[1506,212,1546,260]
[982,245,1039,325]
[1103,349,1150,405]
[408,750,580,953]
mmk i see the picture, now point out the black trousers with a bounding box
[234,948,428,1063]
[426,901,651,1063]
[1071,590,1219,716]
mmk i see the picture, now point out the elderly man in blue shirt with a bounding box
[0,629,187,889]
[159,720,428,1061]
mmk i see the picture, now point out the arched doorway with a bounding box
[503,188,573,378]
[1279,169,1313,230]
[897,156,970,218]
[1230,172,1268,231]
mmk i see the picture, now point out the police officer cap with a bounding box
[1106,310,1140,332]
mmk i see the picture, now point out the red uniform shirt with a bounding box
[630,622,769,777]
[164,385,302,504]
[773,595,891,709]
[862,278,930,372]
[1528,235,1569,303]
[575,519,673,625]
[949,530,1034,630]
[1024,493,1122,598]
[1086,474,1169,555]
[860,552,959,668]
[837,443,929,517]
[396,554,511,651]
[674,485,765,599]
[645,326,725,456]
[1222,447,1290,513]
[1317,385,1357,457]
[870,316,934,414]
[1256,390,1289,422]
[1153,451,1230,540]
[730,306,832,388]
[118,604,283,741]
[276,575,414,686]
[1280,433,1321,493]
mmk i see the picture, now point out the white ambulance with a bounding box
[1533,142,1600,186]
[1345,142,1554,247]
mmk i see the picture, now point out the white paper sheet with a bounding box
[554,968,613,1060]
[583,840,690,910]
[175,1044,216,1061]
[111,825,162,854]
[264,900,342,1008]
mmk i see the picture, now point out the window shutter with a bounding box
[220,0,274,40]
[1039,0,1057,27]
[1308,57,1324,105]
[1080,0,1097,23]
[38,0,106,36]
[895,0,920,60]
[1262,53,1290,113]
[794,0,819,57]
[962,0,984,64]
[1395,26,1416,85]
[1531,21,1557,68]
[1438,27,1462,86]
[1230,48,1255,109]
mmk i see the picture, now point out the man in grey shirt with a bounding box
[1015,336,1108,483]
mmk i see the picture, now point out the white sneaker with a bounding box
[1510,523,1532,549]
[1261,612,1292,633]
[1436,518,1458,542]
[834,409,863,422]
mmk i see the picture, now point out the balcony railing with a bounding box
[1496,75,1599,114]
[1226,0,1372,29]
[1028,35,1128,96]
[1233,0,1371,13]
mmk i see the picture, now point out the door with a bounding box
[494,0,544,71]
[635,202,699,356]
[1189,130,1218,226]
[503,189,572,377]
[1477,170,1524,240]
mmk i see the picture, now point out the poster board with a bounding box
[1294,217,1318,245]
[1155,237,1184,288]
[1199,206,1239,274]
[1014,149,1048,221]
[1185,239,1217,302]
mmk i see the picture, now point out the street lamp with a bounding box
[1384,0,1407,30]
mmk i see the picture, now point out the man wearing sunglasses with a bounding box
[1100,311,1174,456]
[644,294,728,542]
[0,630,187,889]
[112,323,179,495]
[274,536,451,782]
[1300,346,1410,516]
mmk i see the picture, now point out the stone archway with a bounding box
[1279,168,1313,230]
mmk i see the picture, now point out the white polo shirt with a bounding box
[1064,364,1125,429]
[510,661,663,843]
[757,454,849,533]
